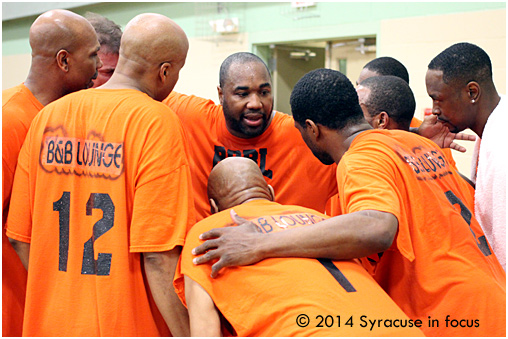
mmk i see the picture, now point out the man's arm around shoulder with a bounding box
[193,209,398,278]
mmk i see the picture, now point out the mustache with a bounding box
[241,110,265,117]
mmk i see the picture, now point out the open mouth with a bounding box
[242,113,264,128]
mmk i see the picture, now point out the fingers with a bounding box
[210,258,228,278]
[424,114,438,123]
[192,250,229,278]
[198,228,224,240]
[455,132,476,142]
[192,238,219,256]
[192,247,219,265]
[449,142,467,153]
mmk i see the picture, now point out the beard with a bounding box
[223,99,271,138]
[311,148,335,165]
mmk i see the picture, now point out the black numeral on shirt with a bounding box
[53,192,70,272]
[444,190,491,256]
[317,258,357,293]
[53,192,115,275]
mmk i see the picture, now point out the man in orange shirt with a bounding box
[163,52,337,221]
[2,9,102,336]
[177,157,424,337]
[85,12,122,88]
[193,69,506,336]
[6,13,194,336]
[358,73,477,173]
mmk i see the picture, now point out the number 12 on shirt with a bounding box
[53,192,115,275]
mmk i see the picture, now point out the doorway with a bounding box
[258,36,376,114]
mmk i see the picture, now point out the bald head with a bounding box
[120,13,188,69]
[29,9,98,58]
[112,13,188,100]
[25,9,101,105]
[208,157,273,212]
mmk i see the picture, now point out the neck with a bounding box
[474,90,500,138]
[332,122,372,163]
[24,70,65,106]
[101,71,154,98]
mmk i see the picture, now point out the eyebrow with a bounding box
[234,83,271,91]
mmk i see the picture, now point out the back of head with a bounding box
[428,42,492,86]
[85,12,122,54]
[27,9,100,97]
[29,9,97,57]
[207,157,273,212]
[359,75,415,130]
[290,68,364,130]
[116,13,189,100]
[219,52,271,88]
[363,57,410,84]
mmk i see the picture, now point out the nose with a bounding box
[246,93,262,110]
[96,55,103,70]
[432,105,440,115]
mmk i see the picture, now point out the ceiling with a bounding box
[2,2,94,21]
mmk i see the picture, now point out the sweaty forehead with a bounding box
[357,68,380,85]
[425,69,446,91]
[225,61,271,87]
[356,85,370,104]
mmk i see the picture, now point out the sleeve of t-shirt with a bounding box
[163,92,220,126]
[5,127,33,243]
[337,147,401,219]
[337,142,416,264]
[129,106,196,253]
[173,219,214,308]
[2,105,28,210]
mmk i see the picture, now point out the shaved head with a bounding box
[111,13,189,100]
[24,9,101,105]
[120,13,188,69]
[208,157,273,212]
[29,9,98,58]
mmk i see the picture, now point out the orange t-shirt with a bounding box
[163,92,337,220]
[2,84,43,336]
[176,200,424,337]
[6,88,195,336]
[337,129,505,336]
[410,116,458,170]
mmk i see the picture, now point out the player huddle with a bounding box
[3,9,505,337]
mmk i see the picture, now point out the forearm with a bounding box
[185,276,221,337]
[257,210,397,261]
[8,237,30,270]
[144,247,190,337]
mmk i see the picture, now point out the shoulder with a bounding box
[268,111,301,136]
[183,211,231,251]
[2,85,41,129]
[2,85,23,105]
[3,84,30,110]
[342,130,410,169]
[163,91,222,119]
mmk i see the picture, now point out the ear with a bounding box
[267,184,275,201]
[209,199,219,214]
[377,112,390,130]
[305,119,320,139]
[466,81,480,103]
[159,62,171,83]
[217,85,224,105]
[56,49,70,72]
